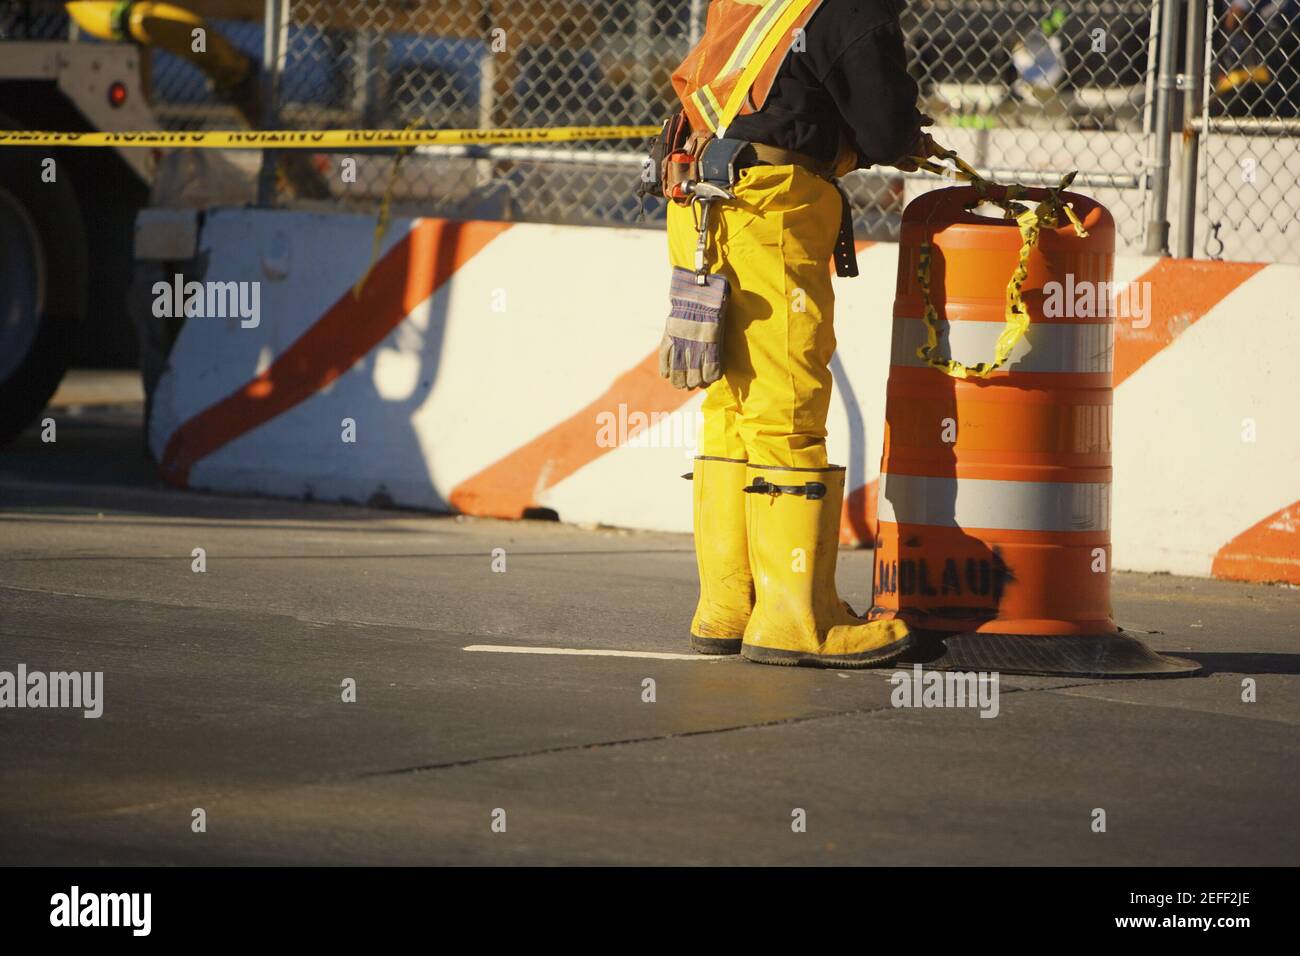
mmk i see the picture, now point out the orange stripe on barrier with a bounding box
[1112,259,1264,386]
[450,352,692,518]
[1211,501,1300,585]
[454,238,878,521]
[159,218,510,487]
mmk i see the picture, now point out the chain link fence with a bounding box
[1193,0,1300,262]
[256,1,689,223]
[4,1,1296,261]
[253,0,1165,247]
[245,0,1169,248]
[896,0,1158,251]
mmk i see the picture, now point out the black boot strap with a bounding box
[743,477,827,500]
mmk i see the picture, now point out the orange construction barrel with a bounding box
[870,185,1198,677]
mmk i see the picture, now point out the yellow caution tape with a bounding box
[0,122,659,303]
[909,145,1088,379]
[0,125,661,149]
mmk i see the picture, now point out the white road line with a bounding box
[463,644,726,661]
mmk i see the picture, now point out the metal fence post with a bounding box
[351,29,380,129]
[475,0,497,187]
[1145,0,1183,255]
[634,0,652,120]
[256,0,287,208]
[1176,0,1207,258]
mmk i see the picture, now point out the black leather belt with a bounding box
[743,142,835,177]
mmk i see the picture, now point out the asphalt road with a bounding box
[1,397,1297,865]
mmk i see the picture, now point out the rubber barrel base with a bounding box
[897,630,1201,678]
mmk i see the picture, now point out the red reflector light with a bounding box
[108,82,128,108]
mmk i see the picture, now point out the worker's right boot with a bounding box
[689,456,754,654]
[741,464,912,668]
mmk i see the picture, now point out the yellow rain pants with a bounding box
[666,164,843,469]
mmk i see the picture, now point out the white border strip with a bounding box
[463,645,725,661]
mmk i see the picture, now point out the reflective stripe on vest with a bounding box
[673,0,824,134]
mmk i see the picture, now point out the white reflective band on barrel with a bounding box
[877,474,1111,532]
[892,318,1114,374]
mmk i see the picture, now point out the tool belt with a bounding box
[640,112,859,278]
[745,142,835,179]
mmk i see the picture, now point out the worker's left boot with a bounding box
[741,464,912,668]
[689,456,754,654]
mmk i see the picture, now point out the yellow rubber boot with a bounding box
[689,457,754,654]
[741,464,912,668]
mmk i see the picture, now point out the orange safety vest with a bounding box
[672,0,825,135]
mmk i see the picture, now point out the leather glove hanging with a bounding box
[659,265,729,390]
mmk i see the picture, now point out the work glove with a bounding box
[658,266,729,390]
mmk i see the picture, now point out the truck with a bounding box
[1,2,156,443]
[0,0,514,445]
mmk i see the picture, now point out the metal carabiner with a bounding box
[688,182,733,285]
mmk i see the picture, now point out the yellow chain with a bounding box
[908,148,1087,379]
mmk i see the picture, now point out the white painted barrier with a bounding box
[150,208,1300,585]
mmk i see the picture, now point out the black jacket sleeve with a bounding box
[820,17,924,168]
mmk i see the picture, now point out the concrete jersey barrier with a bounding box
[148,208,1300,585]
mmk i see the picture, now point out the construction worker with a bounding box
[662,0,933,668]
